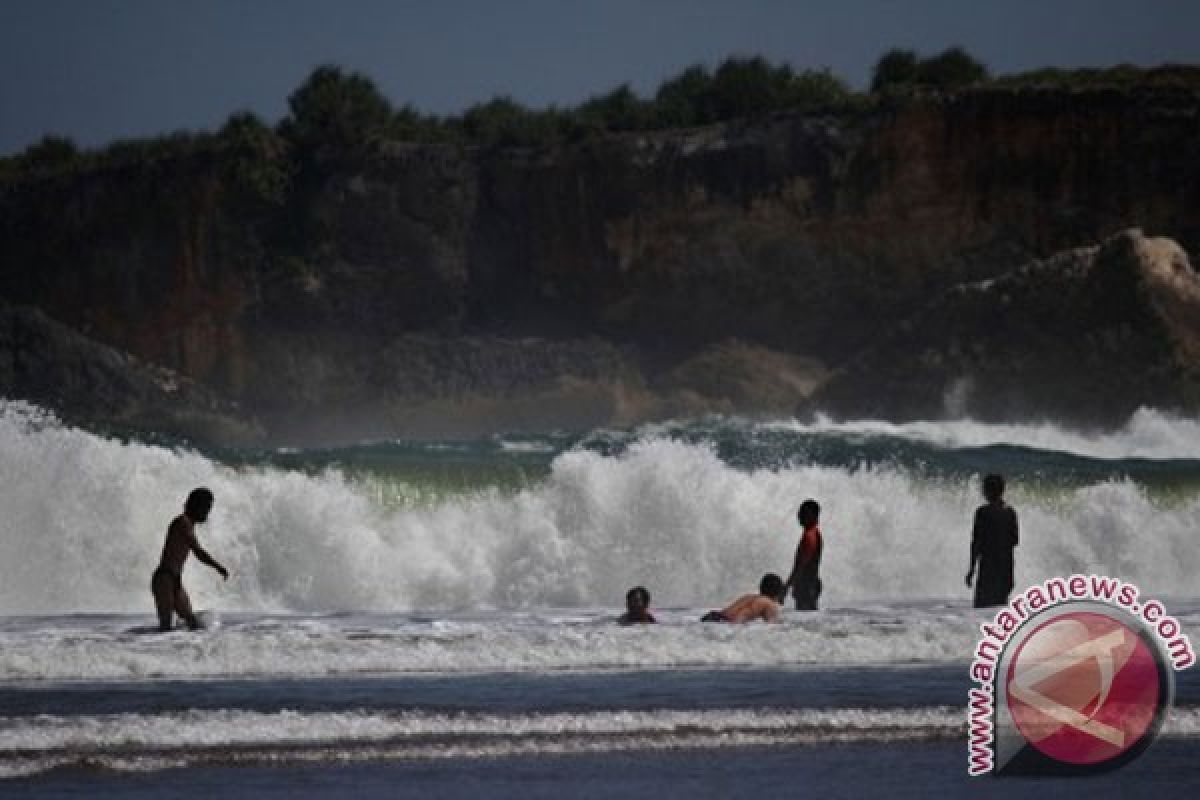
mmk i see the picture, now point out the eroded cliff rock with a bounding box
[814,229,1200,424]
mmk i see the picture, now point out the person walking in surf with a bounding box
[784,499,823,611]
[151,488,229,631]
[965,474,1019,608]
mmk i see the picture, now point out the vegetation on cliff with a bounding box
[3,49,1200,441]
[3,47,1197,178]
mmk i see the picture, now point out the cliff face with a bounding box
[2,84,1199,441]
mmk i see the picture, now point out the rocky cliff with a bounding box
[814,229,1200,425]
[0,300,260,444]
[2,83,1199,442]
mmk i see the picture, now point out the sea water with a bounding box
[0,399,1197,797]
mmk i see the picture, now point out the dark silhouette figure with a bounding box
[151,488,229,631]
[784,499,823,611]
[966,474,1019,608]
[618,586,657,625]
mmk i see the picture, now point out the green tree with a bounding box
[20,135,80,170]
[460,96,560,147]
[219,111,291,204]
[653,64,716,127]
[871,49,920,92]
[710,57,783,119]
[280,65,394,162]
[782,68,855,110]
[919,46,989,89]
[578,84,648,132]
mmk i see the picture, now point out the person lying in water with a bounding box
[701,574,786,623]
[151,487,230,631]
[618,586,657,625]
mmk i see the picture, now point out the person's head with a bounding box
[759,573,785,602]
[798,499,821,528]
[184,487,214,523]
[983,474,1005,504]
[625,586,650,614]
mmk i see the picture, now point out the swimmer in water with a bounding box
[618,586,657,625]
[701,574,786,623]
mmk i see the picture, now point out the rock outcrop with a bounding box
[0,301,261,445]
[813,229,1200,424]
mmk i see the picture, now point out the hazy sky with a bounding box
[2,0,1198,155]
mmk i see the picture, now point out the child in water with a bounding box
[784,499,823,611]
[619,586,657,625]
[965,474,1019,608]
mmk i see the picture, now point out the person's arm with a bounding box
[1011,508,1019,548]
[966,509,981,587]
[187,530,229,580]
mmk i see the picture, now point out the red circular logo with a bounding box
[1005,611,1161,766]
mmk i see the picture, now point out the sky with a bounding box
[2,0,1198,156]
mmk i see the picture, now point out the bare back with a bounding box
[720,593,782,623]
[158,515,198,576]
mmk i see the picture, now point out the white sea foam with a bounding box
[2,603,1198,681]
[0,706,965,752]
[0,607,983,680]
[2,399,1200,618]
[1,705,1196,778]
[0,706,975,777]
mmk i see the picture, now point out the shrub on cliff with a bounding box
[871,49,920,92]
[709,57,793,118]
[994,64,1200,89]
[871,46,990,92]
[458,96,573,148]
[393,104,457,144]
[280,65,394,164]
[218,112,291,205]
[578,84,651,132]
[653,65,717,127]
[651,58,856,128]
[18,135,80,172]
[921,47,990,89]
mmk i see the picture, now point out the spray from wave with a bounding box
[2,400,1199,614]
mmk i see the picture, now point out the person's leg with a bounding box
[174,582,201,630]
[794,581,818,611]
[151,570,175,631]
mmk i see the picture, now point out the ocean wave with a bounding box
[3,399,1200,615]
[766,408,1200,461]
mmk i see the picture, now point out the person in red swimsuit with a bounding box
[784,499,823,611]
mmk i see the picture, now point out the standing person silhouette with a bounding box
[965,474,1019,608]
[784,499,823,611]
[151,488,229,631]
